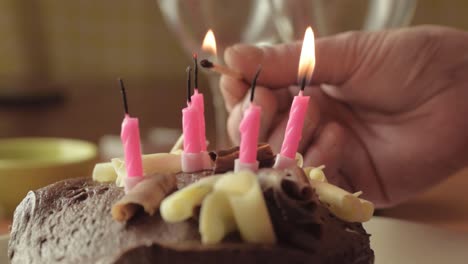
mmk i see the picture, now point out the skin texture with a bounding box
[220,25,468,207]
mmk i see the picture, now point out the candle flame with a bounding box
[298,27,316,86]
[202,29,217,56]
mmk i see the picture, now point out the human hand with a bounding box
[220,26,468,207]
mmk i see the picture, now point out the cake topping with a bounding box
[210,143,275,174]
[258,168,373,254]
[258,168,324,250]
[305,165,327,182]
[212,171,276,244]
[92,162,117,183]
[92,153,182,187]
[160,175,220,222]
[112,173,176,222]
[199,190,236,244]
[93,144,275,186]
[161,171,276,245]
[113,153,182,187]
[305,169,374,223]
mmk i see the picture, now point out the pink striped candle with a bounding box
[279,91,310,159]
[182,104,203,154]
[121,115,143,177]
[191,89,207,151]
[239,103,261,163]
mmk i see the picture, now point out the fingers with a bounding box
[224,43,302,89]
[303,122,345,184]
[339,131,390,207]
[220,75,249,112]
[220,32,367,113]
[227,86,278,144]
[302,121,390,207]
[223,32,367,89]
[265,117,288,154]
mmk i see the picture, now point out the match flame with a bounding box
[298,27,316,86]
[202,29,217,56]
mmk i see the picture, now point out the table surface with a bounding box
[2,169,468,235]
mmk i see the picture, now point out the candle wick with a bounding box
[193,53,198,89]
[186,66,192,103]
[118,78,129,115]
[300,76,307,91]
[250,65,262,102]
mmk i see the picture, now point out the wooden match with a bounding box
[200,59,244,80]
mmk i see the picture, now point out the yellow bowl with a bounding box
[0,138,97,217]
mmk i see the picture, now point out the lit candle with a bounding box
[119,79,144,192]
[190,53,207,151]
[182,67,211,172]
[279,91,310,159]
[275,27,316,169]
[235,67,262,172]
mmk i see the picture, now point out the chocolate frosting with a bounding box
[258,168,374,262]
[8,144,373,263]
[9,176,373,264]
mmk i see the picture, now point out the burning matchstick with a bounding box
[200,59,244,80]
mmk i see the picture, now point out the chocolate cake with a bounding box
[8,167,373,264]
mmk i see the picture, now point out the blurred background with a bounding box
[1,0,468,148]
[1,0,468,232]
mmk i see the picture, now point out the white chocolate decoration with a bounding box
[171,149,183,155]
[170,134,184,154]
[113,153,181,187]
[308,179,374,222]
[160,176,220,222]
[169,134,209,154]
[112,158,126,187]
[307,165,327,182]
[214,171,276,244]
[295,153,304,168]
[160,171,276,245]
[357,199,375,222]
[199,191,236,244]
[92,162,117,182]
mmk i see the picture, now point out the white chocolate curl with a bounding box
[113,153,181,187]
[92,153,182,186]
[308,178,374,222]
[160,172,276,245]
[160,176,220,222]
[92,162,117,183]
[199,191,236,244]
[295,153,304,168]
[214,171,276,244]
[170,134,184,154]
[169,134,209,155]
[112,174,176,222]
[305,165,327,182]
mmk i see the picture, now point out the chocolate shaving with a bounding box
[210,143,275,173]
[257,167,372,255]
[112,174,176,222]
